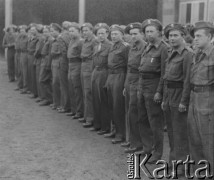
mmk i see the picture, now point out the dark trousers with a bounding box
[59,61,70,110]
[81,61,93,123]
[51,59,61,108]
[91,68,110,131]
[106,73,126,139]
[163,88,189,164]
[164,106,189,162]
[137,78,164,159]
[128,82,142,148]
[188,91,214,176]
[39,64,52,103]
[36,58,42,98]
[15,52,23,89]
[20,52,28,91]
[7,48,15,81]
[68,62,83,116]
[28,54,37,96]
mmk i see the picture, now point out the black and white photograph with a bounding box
[0,0,213,179]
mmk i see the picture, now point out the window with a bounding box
[179,0,207,24]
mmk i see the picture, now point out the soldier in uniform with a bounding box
[90,23,112,134]
[27,25,39,98]
[188,21,214,177]
[136,19,168,163]
[39,26,54,106]
[50,23,62,110]
[57,21,72,113]
[19,26,29,94]
[123,23,147,153]
[14,26,25,91]
[162,23,192,175]
[80,23,97,128]
[2,26,16,82]
[105,25,129,144]
[67,23,84,119]
[34,24,45,103]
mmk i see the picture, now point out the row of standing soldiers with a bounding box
[2,19,214,177]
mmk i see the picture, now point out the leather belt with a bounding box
[128,68,139,74]
[140,73,160,79]
[190,84,214,92]
[82,57,92,62]
[20,50,28,53]
[95,66,107,71]
[108,68,126,74]
[69,57,81,63]
[167,81,183,89]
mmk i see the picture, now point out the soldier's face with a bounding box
[20,28,26,34]
[97,28,108,42]
[130,28,142,43]
[145,25,160,43]
[69,27,80,37]
[82,27,93,39]
[168,30,184,48]
[30,27,37,36]
[50,27,59,38]
[43,28,49,36]
[194,29,211,49]
[111,30,123,43]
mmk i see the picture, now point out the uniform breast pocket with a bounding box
[112,50,123,63]
[144,56,161,72]
[169,58,183,76]
[201,60,214,80]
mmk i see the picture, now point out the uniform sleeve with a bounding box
[2,35,8,48]
[34,37,45,58]
[156,45,168,95]
[180,51,192,106]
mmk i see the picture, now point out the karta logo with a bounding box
[127,154,213,179]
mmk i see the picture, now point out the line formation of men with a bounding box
[2,19,214,177]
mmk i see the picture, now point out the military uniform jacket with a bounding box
[67,37,83,61]
[138,40,168,94]
[191,44,214,86]
[27,35,38,55]
[15,34,22,51]
[81,35,97,61]
[34,34,46,59]
[2,32,16,49]
[41,35,54,69]
[163,45,193,107]
[124,39,146,87]
[108,40,130,70]
[92,39,112,70]
[19,33,28,52]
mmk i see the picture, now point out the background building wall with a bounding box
[0,0,158,55]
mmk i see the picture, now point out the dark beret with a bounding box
[164,23,187,39]
[81,23,93,31]
[190,21,214,37]
[110,24,124,35]
[125,22,142,34]
[50,23,62,33]
[142,19,162,33]
[94,23,110,34]
[69,22,80,31]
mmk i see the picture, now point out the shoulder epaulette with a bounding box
[122,41,129,47]
[161,40,170,48]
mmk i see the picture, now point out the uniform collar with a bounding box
[172,44,186,55]
[85,34,94,42]
[133,39,144,50]
[202,43,213,56]
[149,39,162,49]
